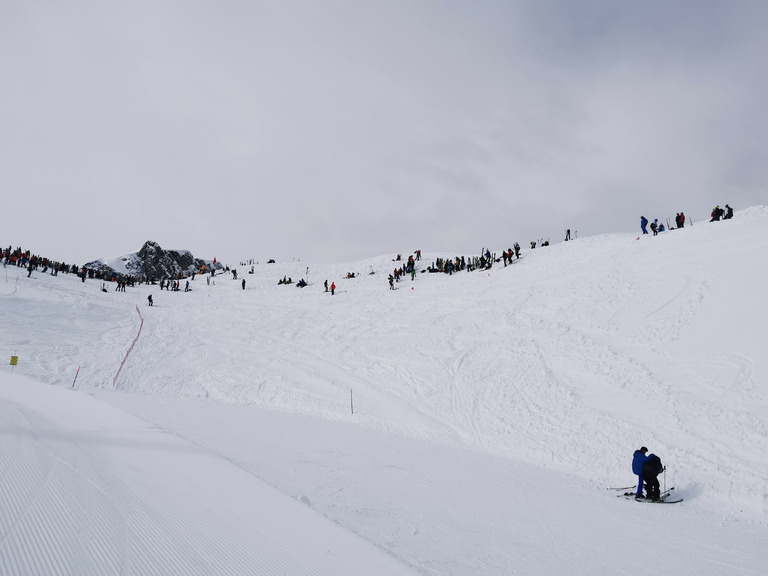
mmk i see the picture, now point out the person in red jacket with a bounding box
[330,282,336,295]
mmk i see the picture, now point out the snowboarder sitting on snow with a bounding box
[724,204,734,219]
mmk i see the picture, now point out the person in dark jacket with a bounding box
[632,446,654,497]
[724,204,734,219]
[642,454,664,501]
[640,216,649,234]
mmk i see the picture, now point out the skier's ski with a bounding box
[607,485,636,491]
[620,487,674,498]
[621,488,682,504]
[623,495,683,504]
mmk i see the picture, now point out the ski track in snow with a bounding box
[1,205,767,575]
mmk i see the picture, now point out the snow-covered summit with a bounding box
[85,240,221,279]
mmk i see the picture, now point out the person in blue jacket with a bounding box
[640,216,649,234]
[632,446,654,498]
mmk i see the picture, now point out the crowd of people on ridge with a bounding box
[2,244,218,304]
[6,202,740,304]
[639,203,735,236]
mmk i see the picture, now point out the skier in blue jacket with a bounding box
[640,216,649,234]
[632,446,654,497]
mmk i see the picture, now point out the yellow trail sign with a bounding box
[10,356,18,366]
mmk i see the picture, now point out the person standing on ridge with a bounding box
[640,216,649,234]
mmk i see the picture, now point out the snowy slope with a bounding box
[0,376,417,576]
[1,206,767,575]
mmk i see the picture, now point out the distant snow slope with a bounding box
[1,206,766,575]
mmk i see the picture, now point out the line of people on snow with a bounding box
[640,216,668,236]
[709,204,733,222]
[22,200,736,305]
[641,204,735,236]
[3,246,84,279]
[158,279,191,292]
[278,275,309,287]
[387,242,527,290]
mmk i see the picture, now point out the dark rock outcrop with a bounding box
[86,241,220,280]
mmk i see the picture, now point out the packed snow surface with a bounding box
[2,206,767,575]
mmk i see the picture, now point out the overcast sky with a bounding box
[2,1,767,265]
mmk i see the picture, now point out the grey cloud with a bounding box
[1,1,766,264]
